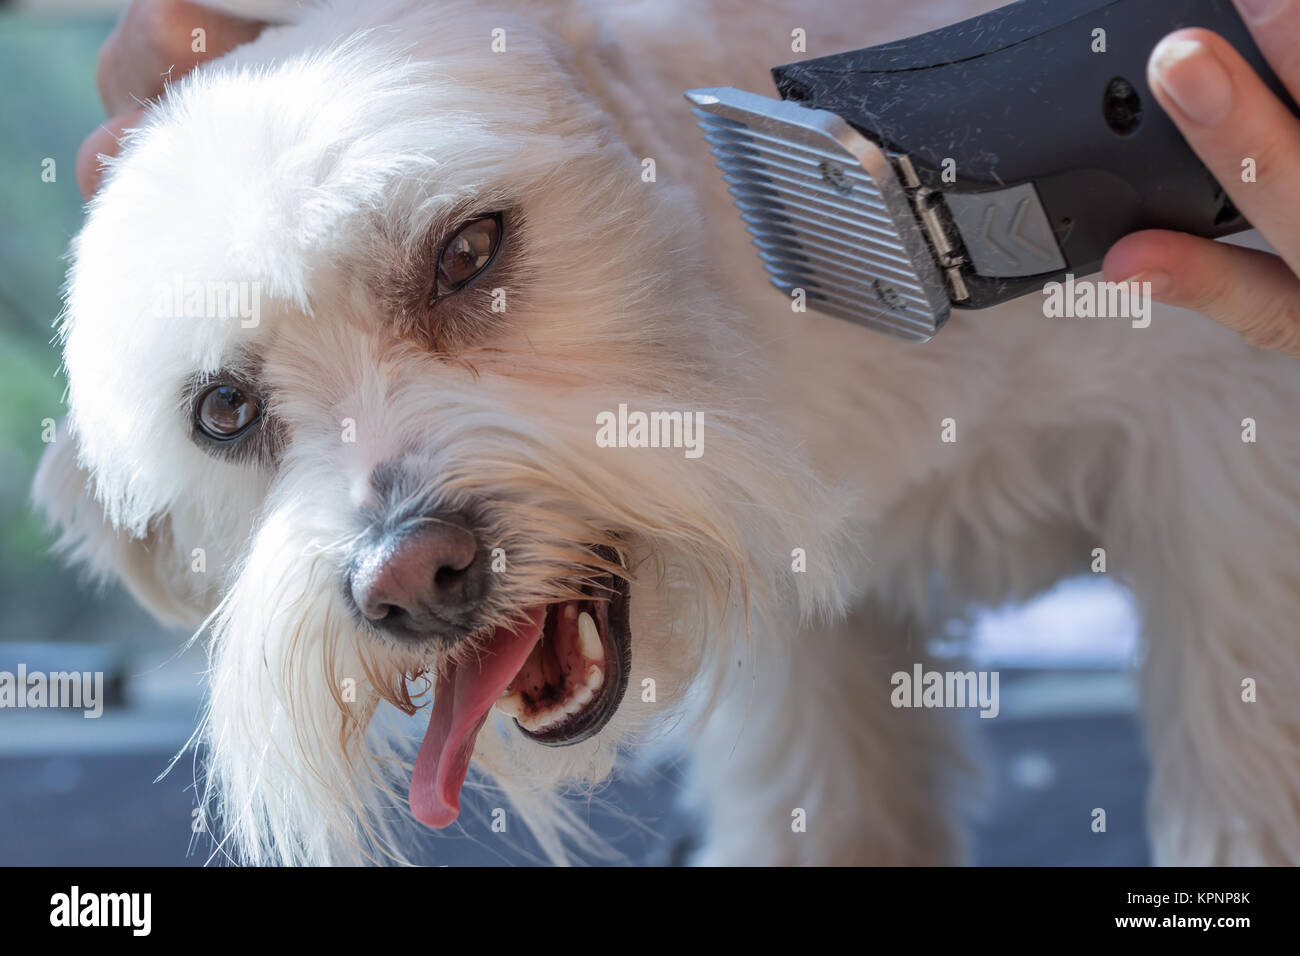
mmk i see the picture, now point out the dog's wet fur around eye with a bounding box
[371,203,523,356]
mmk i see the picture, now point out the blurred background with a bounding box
[0,0,1150,866]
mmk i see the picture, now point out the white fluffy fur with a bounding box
[34,0,1300,865]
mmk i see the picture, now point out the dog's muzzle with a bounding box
[686,0,1300,343]
[348,464,633,830]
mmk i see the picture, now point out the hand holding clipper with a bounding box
[688,0,1300,352]
[1106,3,1300,359]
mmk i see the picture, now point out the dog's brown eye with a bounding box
[435,214,502,297]
[196,383,261,440]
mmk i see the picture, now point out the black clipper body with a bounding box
[687,0,1300,342]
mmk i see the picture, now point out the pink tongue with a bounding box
[410,607,546,828]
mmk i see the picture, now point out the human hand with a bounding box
[1103,0,1300,359]
[76,0,265,199]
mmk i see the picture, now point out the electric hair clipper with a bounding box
[686,0,1300,342]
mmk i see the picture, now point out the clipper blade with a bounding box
[685,87,953,342]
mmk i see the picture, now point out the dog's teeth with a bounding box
[493,692,526,719]
[564,604,578,620]
[570,683,594,710]
[577,611,602,659]
[520,710,561,732]
[508,619,607,734]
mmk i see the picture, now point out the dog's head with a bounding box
[35,0,852,863]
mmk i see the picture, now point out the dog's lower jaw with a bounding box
[508,577,632,746]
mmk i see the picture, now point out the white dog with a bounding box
[34,0,1300,865]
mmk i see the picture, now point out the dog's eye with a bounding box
[195,383,261,440]
[434,214,503,298]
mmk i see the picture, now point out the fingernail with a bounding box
[1122,272,1171,298]
[1236,0,1288,23]
[1150,37,1234,126]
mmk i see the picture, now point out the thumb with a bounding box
[1104,230,1300,359]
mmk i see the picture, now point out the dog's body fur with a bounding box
[35,0,1300,865]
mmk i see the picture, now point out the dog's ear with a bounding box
[33,420,208,629]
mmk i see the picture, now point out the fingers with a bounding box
[1147,27,1300,275]
[76,110,146,200]
[96,0,263,115]
[1132,10,1300,359]
[81,0,266,200]
[1105,230,1300,359]
[1232,0,1300,103]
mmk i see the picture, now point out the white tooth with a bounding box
[586,663,604,691]
[564,604,578,620]
[577,611,603,659]
[531,711,560,731]
[493,692,526,719]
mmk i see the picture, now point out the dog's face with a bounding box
[35,0,847,863]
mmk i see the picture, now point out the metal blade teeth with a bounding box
[691,103,946,342]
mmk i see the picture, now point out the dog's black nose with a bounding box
[348,511,489,641]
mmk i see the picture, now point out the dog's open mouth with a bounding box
[409,571,630,829]
[494,591,629,742]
